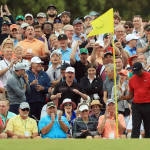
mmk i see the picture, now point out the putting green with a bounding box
[0,139,149,150]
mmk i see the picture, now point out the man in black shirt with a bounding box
[51,67,88,108]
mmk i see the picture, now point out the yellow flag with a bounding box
[87,8,114,37]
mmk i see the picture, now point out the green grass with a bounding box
[0,139,150,150]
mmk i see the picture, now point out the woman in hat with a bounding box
[72,103,99,139]
[90,100,103,121]
[60,98,76,137]
[80,63,104,110]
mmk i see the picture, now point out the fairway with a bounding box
[0,139,150,150]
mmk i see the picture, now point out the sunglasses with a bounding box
[64,103,72,106]
[124,26,133,29]
[21,108,30,111]
[48,8,56,11]
[54,20,61,23]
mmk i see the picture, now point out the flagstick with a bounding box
[112,33,119,139]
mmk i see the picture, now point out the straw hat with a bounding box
[90,100,103,108]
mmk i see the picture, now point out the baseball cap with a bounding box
[19,102,30,109]
[37,12,46,18]
[79,104,89,112]
[144,24,150,31]
[16,15,25,21]
[132,62,143,75]
[58,34,68,40]
[89,11,100,16]
[10,24,18,31]
[128,55,138,67]
[60,63,70,70]
[47,4,57,11]
[25,13,33,18]
[103,33,109,39]
[14,62,27,70]
[80,48,88,54]
[118,69,128,76]
[106,99,115,106]
[104,52,113,58]
[95,40,104,47]
[2,20,11,25]
[21,23,29,29]
[65,67,75,73]
[50,50,60,59]
[31,56,44,64]
[61,11,70,18]
[73,19,82,26]
[47,101,56,108]
[84,15,92,20]
[126,34,140,42]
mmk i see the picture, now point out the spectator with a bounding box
[24,13,34,25]
[60,98,76,137]
[38,101,69,139]
[80,63,104,107]
[5,102,40,139]
[127,55,138,72]
[60,11,71,26]
[115,56,124,74]
[53,17,63,36]
[14,45,30,70]
[120,62,150,138]
[34,25,43,39]
[16,15,25,24]
[84,15,92,29]
[26,56,51,120]
[20,22,29,40]
[89,11,100,20]
[72,104,99,139]
[97,99,126,139]
[114,12,121,27]
[103,63,119,103]
[18,25,46,61]
[90,100,103,121]
[47,5,57,24]
[48,34,59,51]
[124,34,139,57]
[0,115,7,139]
[36,12,46,26]
[51,67,88,107]
[10,24,19,46]
[124,21,134,35]
[7,62,30,114]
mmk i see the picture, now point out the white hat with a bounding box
[54,49,62,55]
[31,56,44,64]
[50,50,60,59]
[84,15,92,20]
[19,102,30,109]
[25,13,33,18]
[106,99,115,106]
[14,62,27,70]
[65,67,75,73]
[126,34,140,42]
[79,104,89,112]
[21,23,29,29]
[37,12,46,18]
[95,40,104,47]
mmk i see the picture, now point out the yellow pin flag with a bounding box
[87,8,114,37]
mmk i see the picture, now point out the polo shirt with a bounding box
[5,115,38,136]
[129,71,150,103]
[124,45,137,56]
[0,111,16,125]
[72,33,86,41]
[38,115,70,139]
[18,38,45,61]
[53,81,85,107]
[71,60,90,83]
[97,114,126,138]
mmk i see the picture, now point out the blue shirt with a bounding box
[13,39,19,46]
[59,47,79,62]
[38,115,70,139]
[124,45,137,56]
[72,33,86,41]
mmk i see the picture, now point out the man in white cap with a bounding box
[38,101,69,139]
[37,12,47,26]
[7,62,30,114]
[5,102,40,139]
[26,56,51,120]
[25,13,34,25]
[97,99,126,139]
[124,34,139,57]
[51,66,88,108]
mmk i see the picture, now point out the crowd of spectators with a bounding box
[0,4,150,139]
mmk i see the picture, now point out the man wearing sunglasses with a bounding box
[47,5,57,24]
[124,21,134,35]
[5,102,40,139]
[53,17,63,36]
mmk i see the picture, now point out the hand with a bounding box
[55,93,62,99]
[58,112,62,121]
[4,4,11,16]
[0,5,3,17]
[81,130,90,133]
[76,40,82,46]
[119,94,124,100]
[73,89,81,95]
[51,113,55,122]
[30,80,38,86]
[80,35,86,42]
[17,135,26,139]
[104,109,110,119]
[115,42,123,50]
[41,34,47,41]
[24,73,28,82]
[35,85,44,91]
[24,84,26,89]
[48,87,52,93]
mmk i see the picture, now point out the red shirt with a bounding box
[129,71,150,103]
[0,116,3,126]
